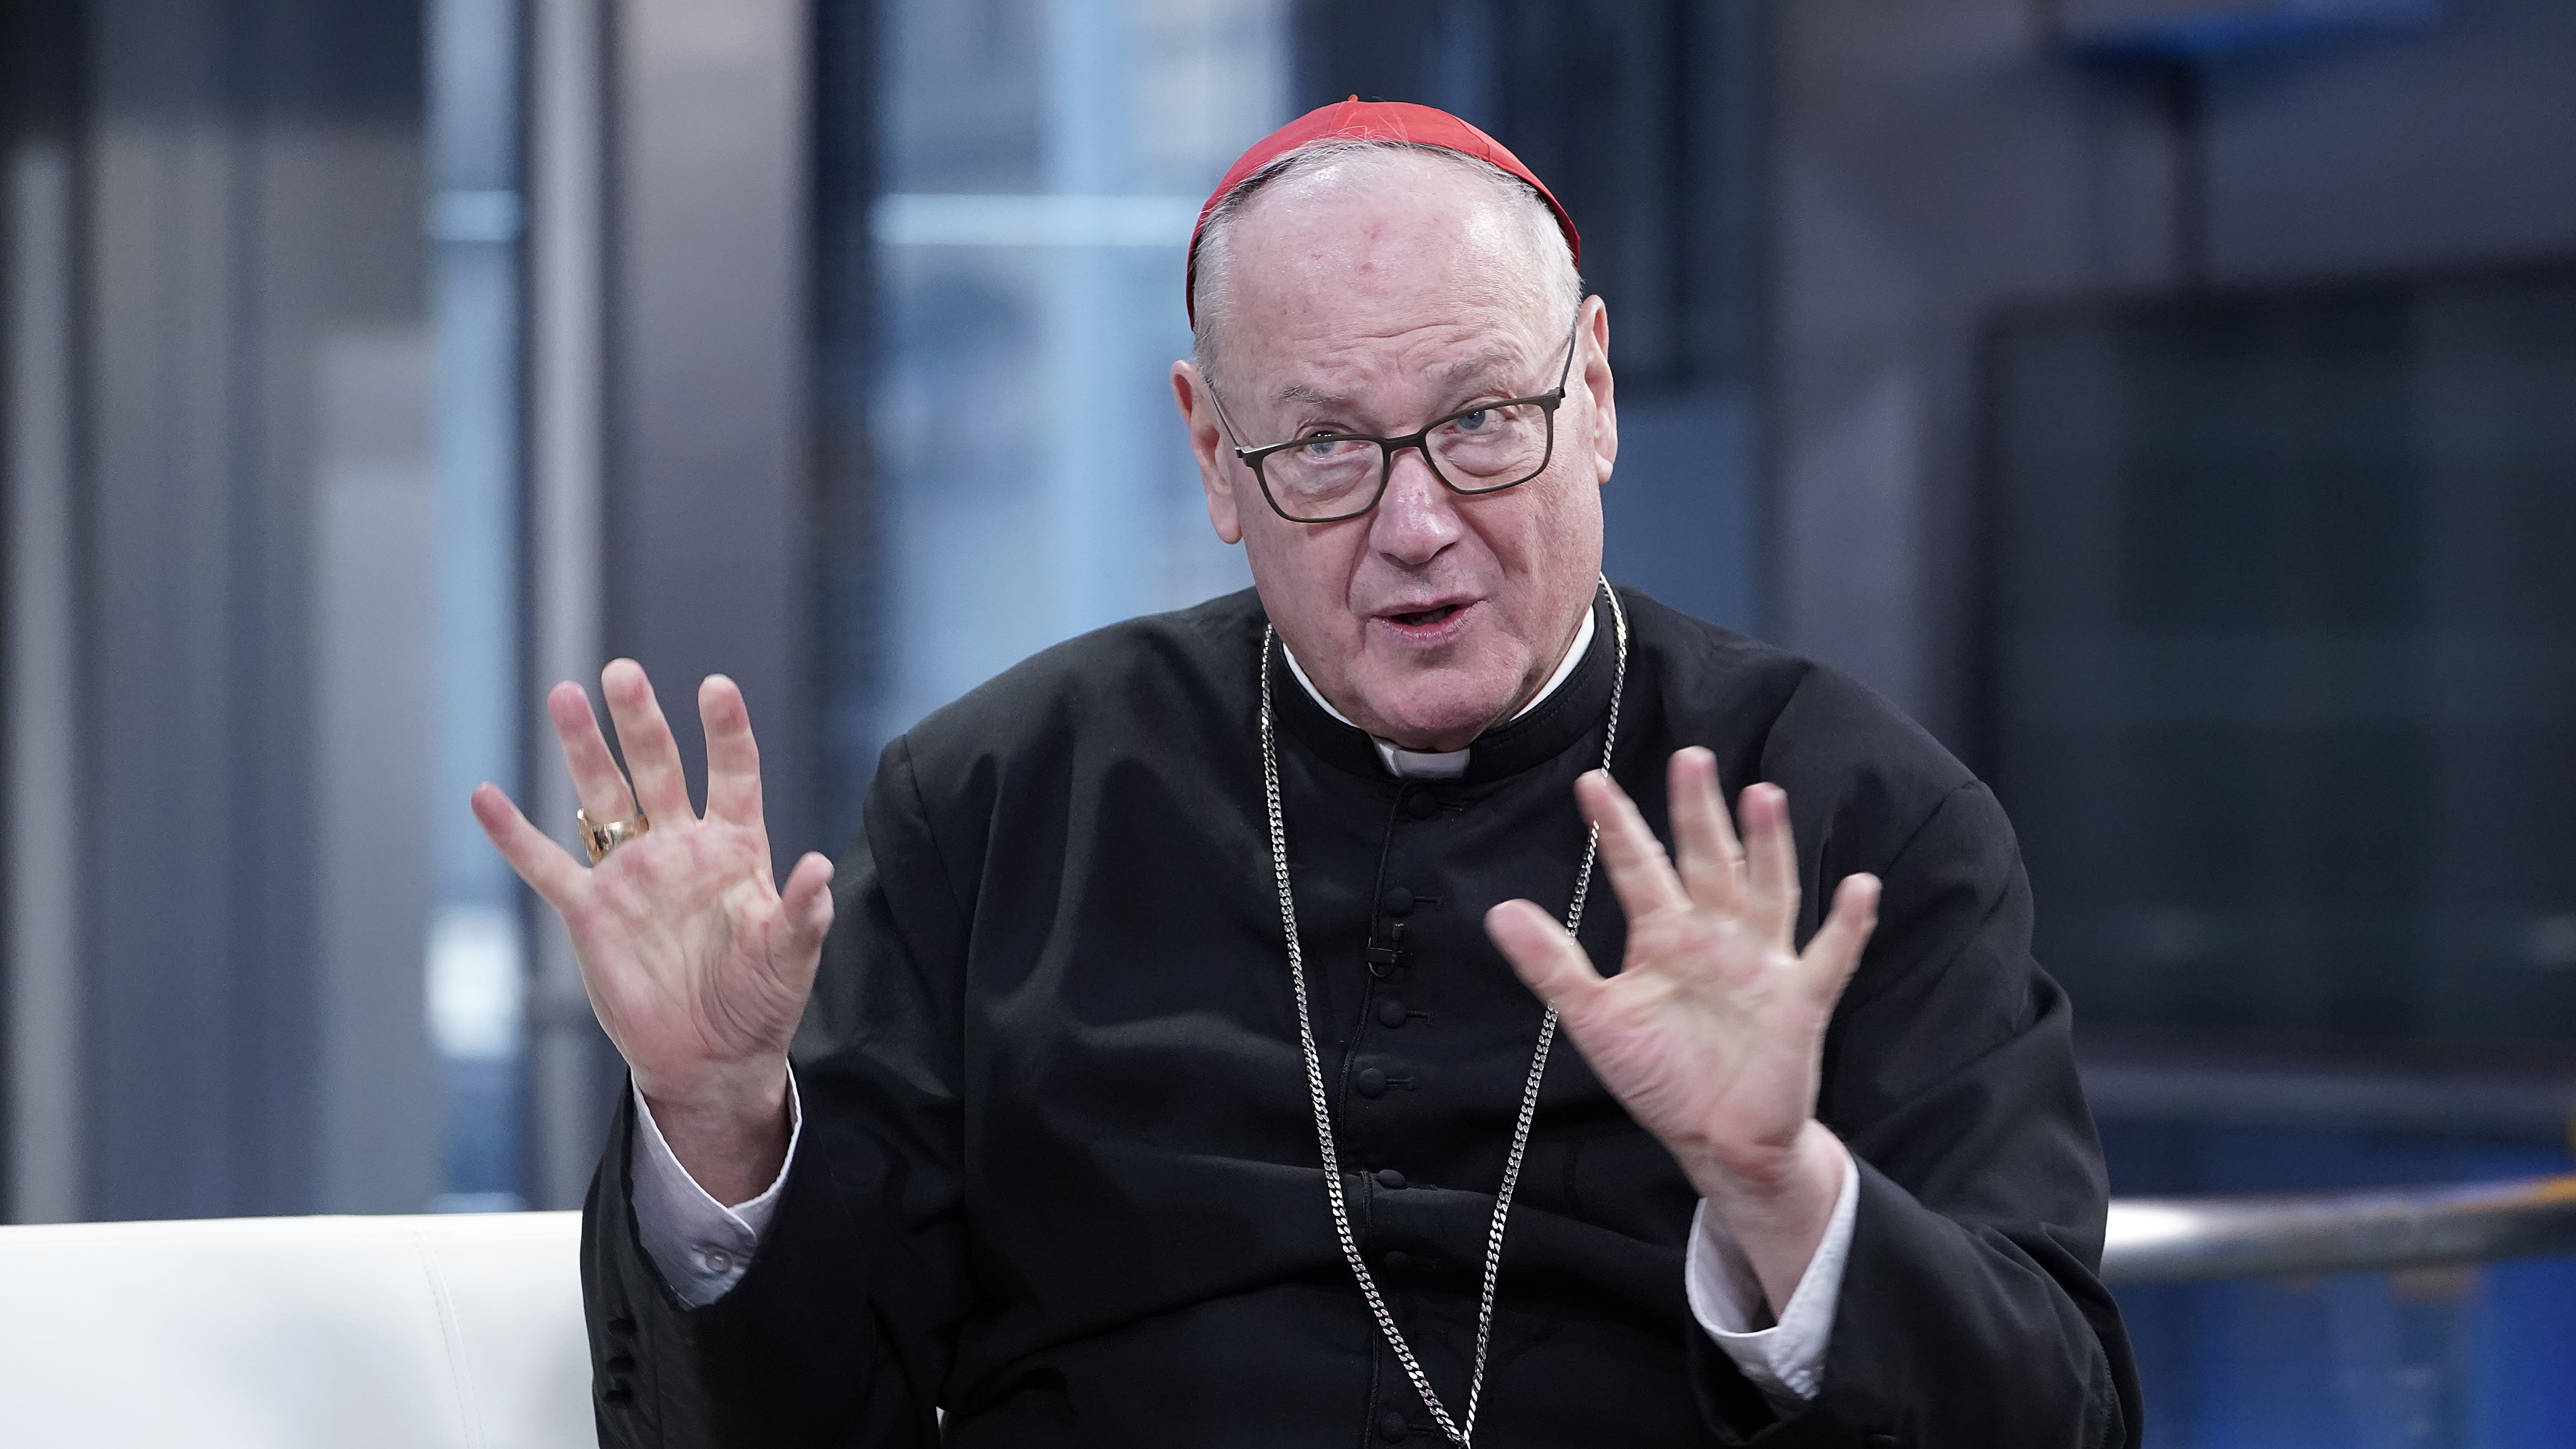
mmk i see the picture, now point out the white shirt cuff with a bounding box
[1683,1146,1861,1411]
[629,1069,802,1309]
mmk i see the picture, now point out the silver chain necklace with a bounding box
[1258,578,1628,1447]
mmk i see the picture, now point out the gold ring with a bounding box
[577,807,651,864]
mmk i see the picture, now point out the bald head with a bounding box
[1188,143,1583,385]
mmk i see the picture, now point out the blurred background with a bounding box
[4,0,2574,1443]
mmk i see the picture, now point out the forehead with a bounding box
[1215,153,1558,370]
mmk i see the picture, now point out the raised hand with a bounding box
[471,661,835,1203]
[1485,748,1879,1314]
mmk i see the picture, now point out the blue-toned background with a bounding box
[7,2,2576,1442]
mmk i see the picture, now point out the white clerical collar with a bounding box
[1280,606,1598,780]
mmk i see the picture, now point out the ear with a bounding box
[1578,296,1617,488]
[1173,360,1244,545]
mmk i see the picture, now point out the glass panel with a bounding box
[1986,266,2576,1046]
[829,0,1283,809]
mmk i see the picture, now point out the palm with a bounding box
[567,813,812,1100]
[471,663,835,1112]
[1488,750,1878,1192]
[1557,896,1833,1174]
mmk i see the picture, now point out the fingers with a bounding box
[1574,770,1691,922]
[699,675,766,829]
[1485,898,1606,1015]
[601,659,696,823]
[1666,748,1746,911]
[1799,873,1882,1006]
[471,782,588,906]
[1738,782,1803,939]
[772,851,837,967]
[548,682,641,826]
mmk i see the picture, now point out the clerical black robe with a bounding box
[580,585,2140,1447]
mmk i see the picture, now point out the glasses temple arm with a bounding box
[1555,305,1586,390]
[1201,375,1254,455]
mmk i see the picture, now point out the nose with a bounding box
[1367,446,1463,567]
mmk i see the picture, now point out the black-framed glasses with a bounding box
[1208,307,1586,524]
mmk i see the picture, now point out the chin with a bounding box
[1356,672,1522,751]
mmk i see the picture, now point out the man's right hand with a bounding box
[471,660,835,1205]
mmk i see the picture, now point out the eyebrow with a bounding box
[1271,381,1348,409]
[1436,346,1521,389]
[1266,346,1529,412]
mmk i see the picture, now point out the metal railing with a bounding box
[2101,1174,2576,1282]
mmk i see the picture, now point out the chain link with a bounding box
[1260,577,1628,1446]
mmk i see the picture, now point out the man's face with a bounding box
[1174,155,1618,751]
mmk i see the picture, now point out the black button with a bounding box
[1355,1067,1388,1097]
[601,1383,633,1405]
[1376,1168,1407,1190]
[1405,791,1439,820]
[1379,1410,1411,1441]
[607,1315,637,1337]
[1379,885,1416,916]
[1865,1437,1900,1449]
[1383,1249,1414,1270]
[1376,997,1409,1028]
[604,1352,635,1372]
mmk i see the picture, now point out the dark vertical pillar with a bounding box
[603,0,815,868]
[3,0,93,1222]
[811,0,881,852]
[67,0,431,1220]
[82,0,305,1219]
[514,0,816,1210]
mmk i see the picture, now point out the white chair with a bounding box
[0,1210,595,1449]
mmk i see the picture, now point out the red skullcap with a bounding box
[1185,97,1580,326]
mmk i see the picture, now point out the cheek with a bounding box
[1512,468,1600,571]
[1244,519,1369,633]
[1504,477,1604,614]
[1543,471,1600,546]
[1546,418,1606,534]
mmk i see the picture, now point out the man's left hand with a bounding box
[1485,747,1880,1317]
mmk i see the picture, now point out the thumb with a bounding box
[775,852,837,967]
[1798,873,1880,1006]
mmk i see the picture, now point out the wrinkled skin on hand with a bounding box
[472,661,832,1204]
[1485,748,1880,1316]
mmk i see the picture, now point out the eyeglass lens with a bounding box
[1263,401,1553,521]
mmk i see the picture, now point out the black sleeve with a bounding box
[1690,780,2142,1448]
[581,737,976,1448]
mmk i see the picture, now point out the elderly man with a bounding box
[476,101,2136,1447]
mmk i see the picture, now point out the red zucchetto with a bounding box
[1185,97,1580,325]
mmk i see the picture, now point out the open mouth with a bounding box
[1389,603,1464,627]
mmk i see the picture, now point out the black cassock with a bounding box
[582,585,2140,1448]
